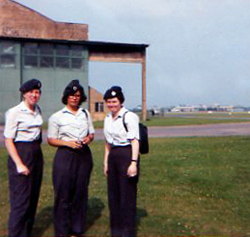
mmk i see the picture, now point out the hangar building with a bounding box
[0,0,148,122]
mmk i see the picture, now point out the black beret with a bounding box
[61,79,87,105]
[19,79,42,93]
[63,79,83,97]
[103,86,124,103]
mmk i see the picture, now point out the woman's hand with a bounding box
[16,163,30,176]
[47,138,82,149]
[82,134,94,145]
[104,142,110,177]
[5,138,30,176]
[104,163,108,177]
[127,162,137,177]
[66,141,83,149]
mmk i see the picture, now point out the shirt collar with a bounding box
[107,107,128,119]
[62,106,82,116]
[19,101,40,115]
[117,107,128,118]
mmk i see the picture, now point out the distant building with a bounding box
[150,106,161,116]
[88,87,108,121]
[171,104,234,112]
[171,106,196,113]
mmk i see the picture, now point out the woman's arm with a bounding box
[82,133,94,145]
[82,110,95,145]
[104,142,111,176]
[47,138,83,149]
[127,138,139,177]
[5,138,30,175]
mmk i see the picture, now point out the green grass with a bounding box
[1,137,250,236]
[143,112,250,127]
[24,112,250,129]
[143,117,248,127]
[92,112,250,128]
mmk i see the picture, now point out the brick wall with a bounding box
[0,0,88,40]
[89,87,108,121]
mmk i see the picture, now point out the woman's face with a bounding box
[67,90,81,108]
[106,97,122,114]
[23,89,41,107]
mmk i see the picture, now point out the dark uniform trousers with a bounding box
[8,141,43,237]
[53,145,93,237]
[108,145,139,237]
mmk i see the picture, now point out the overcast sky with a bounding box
[15,0,250,109]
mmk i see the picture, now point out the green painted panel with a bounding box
[0,40,90,124]
[22,65,89,121]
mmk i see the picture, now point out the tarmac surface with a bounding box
[0,122,250,147]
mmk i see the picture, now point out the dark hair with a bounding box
[61,79,87,105]
[103,86,125,104]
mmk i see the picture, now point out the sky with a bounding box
[14,0,250,109]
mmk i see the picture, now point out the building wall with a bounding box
[0,40,21,122]
[88,87,108,121]
[0,0,88,40]
[0,39,89,123]
[0,0,148,122]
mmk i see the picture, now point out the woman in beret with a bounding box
[47,79,95,237]
[4,78,43,237]
[103,86,140,237]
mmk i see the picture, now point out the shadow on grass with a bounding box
[137,207,148,226]
[85,197,105,232]
[32,198,104,236]
[32,206,53,237]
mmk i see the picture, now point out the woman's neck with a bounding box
[67,104,79,114]
[24,101,35,112]
[112,108,122,119]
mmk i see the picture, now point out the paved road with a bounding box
[1,122,249,147]
[147,122,250,138]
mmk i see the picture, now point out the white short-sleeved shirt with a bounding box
[4,101,43,142]
[104,107,139,146]
[47,107,95,141]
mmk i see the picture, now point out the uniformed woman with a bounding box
[4,79,43,237]
[47,79,94,237]
[103,86,140,237]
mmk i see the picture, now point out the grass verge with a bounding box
[93,112,250,128]
[1,137,250,236]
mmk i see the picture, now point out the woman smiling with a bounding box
[103,86,140,237]
[4,79,43,237]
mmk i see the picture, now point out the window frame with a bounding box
[0,41,17,68]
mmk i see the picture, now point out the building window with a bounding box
[40,56,54,68]
[0,41,16,68]
[23,43,85,70]
[56,45,70,69]
[25,55,38,68]
[24,43,38,54]
[56,57,70,68]
[71,45,83,57]
[95,102,104,112]
[40,43,53,55]
[71,58,83,69]
[24,43,38,68]
[71,45,84,70]
[40,43,54,68]
[56,44,69,56]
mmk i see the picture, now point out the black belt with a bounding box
[14,139,40,144]
[110,144,131,149]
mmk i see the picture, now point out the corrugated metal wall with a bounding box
[0,40,89,123]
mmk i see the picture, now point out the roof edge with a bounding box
[0,36,149,48]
